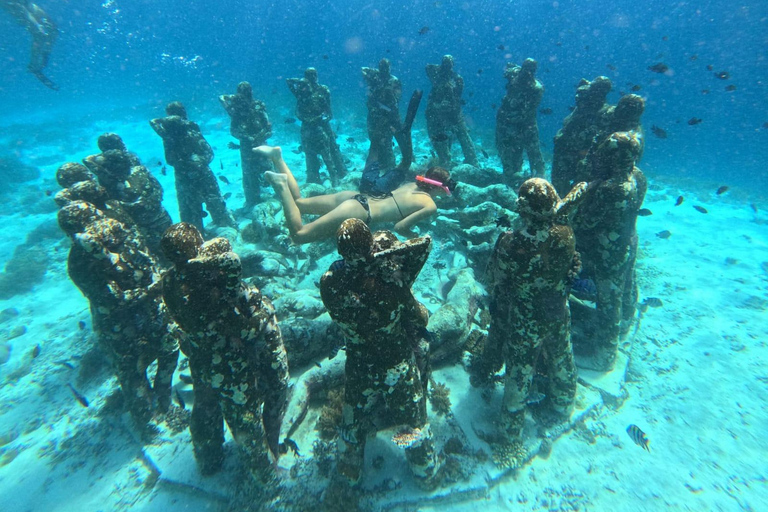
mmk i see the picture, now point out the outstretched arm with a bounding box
[393,202,436,238]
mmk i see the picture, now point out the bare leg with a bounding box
[257,146,356,215]
[255,146,301,200]
[265,171,303,235]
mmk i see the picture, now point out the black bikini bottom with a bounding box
[352,194,372,225]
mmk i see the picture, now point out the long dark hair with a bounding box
[416,166,457,194]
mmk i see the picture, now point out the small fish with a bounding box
[688,117,703,126]
[638,208,653,216]
[418,26,430,35]
[477,68,483,75]
[31,344,41,359]
[706,64,714,71]
[606,64,616,71]
[292,146,303,154]
[539,108,553,115]
[630,84,642,92]
[494,214,512,228]
[218,175,230,185]
[223,192,232,200]
[497,44,505,51]
[750,203,758,213]
[716,186,729,195]
[68,383,90,408]
[675,196,684,206]
[725,84,737,92]
[282,437,301,457]
[432,261,447,270]
[161,166,167,176]
[491,103,497,110]
[656,230,672,239]
[480,148,489,158]
[220,160,223,170]
[701,89,710,95]
[78,320,86,330]
[763,122,768,130]
[650,126,667,139]
[284,118,297,124]
[178,373,193,384]
[648,62,669,74]
[346,137,355,143]
[526,391,546,405]
[322,54,329,60]
[714,71,730,80]
[56,361,76,369]
[45,190,53,196]
[431,133,449,142]
[174,388,186,409]
[689,54,698,61]
[157,160,163,166]
[584,45,590,51]
[571,278,597,301]
[693,205,708,214]
[642,297,663,308]
[313,361,322,368]
[626,424,650,452]
[662,35,669,41]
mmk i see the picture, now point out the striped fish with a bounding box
[626,424,650,452]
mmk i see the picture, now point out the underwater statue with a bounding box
[1,0,58,90]
[57,200,181,433]
[286,67,347,185]
[150,102,235,232]
[571,132,647,371]
[551,76,612,196]
[476,178,586,448]
[425,55,478,168]
[495,58,545,185]
[319,219,439,487]
[81,133,173,258]
[361,58,402,170]
[219,81,273,209]
[160,223,290,482]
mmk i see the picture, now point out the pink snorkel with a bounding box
[415,175,451,195]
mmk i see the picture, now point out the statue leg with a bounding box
[222,400,275,484]
[524,126,545,177]
[188,363,225,475]
[454,118,478,167]
[501,336,539,441]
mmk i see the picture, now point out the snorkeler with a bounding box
[1,0,59,90]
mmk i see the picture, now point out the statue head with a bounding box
[161,222,204,265]
[378,58,391,76]
[165,101,187,119]
[304,67,318,84]
[236,81,253,100]
[591,132,642,180]
[57,200,104,236]
[521,58,538,75]
[440,55,454,71]
[97,133,127,152]
[516,178,560,222]
[56,162,94,188]
[336,218,373,263]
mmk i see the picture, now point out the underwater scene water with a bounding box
[0,1,766,511]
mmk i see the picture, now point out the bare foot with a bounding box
[264,171,288,189]
[254,145,282,162]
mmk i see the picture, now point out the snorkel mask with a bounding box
[416,175,455,195]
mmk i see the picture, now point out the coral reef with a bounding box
[428,380,452,416]
[315,388,344,441]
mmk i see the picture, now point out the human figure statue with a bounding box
[54,162,111,211]
[425,55,478,168]
[150,102,235,232]
[320,218,439,487]
[286,68,347,185]
[496,58,545,185]
[362,58,402,170]
[551,76,612,196]
[219,82,273,209]
[1,0,58,89]
[57,200,180,433]
[571,132,647,371]
[161,223,290,481]
[474,178,586,450]
[82,133,173,257]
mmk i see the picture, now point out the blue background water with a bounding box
[0,0,766,189]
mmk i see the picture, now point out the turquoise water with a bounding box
[0,1,766,511]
